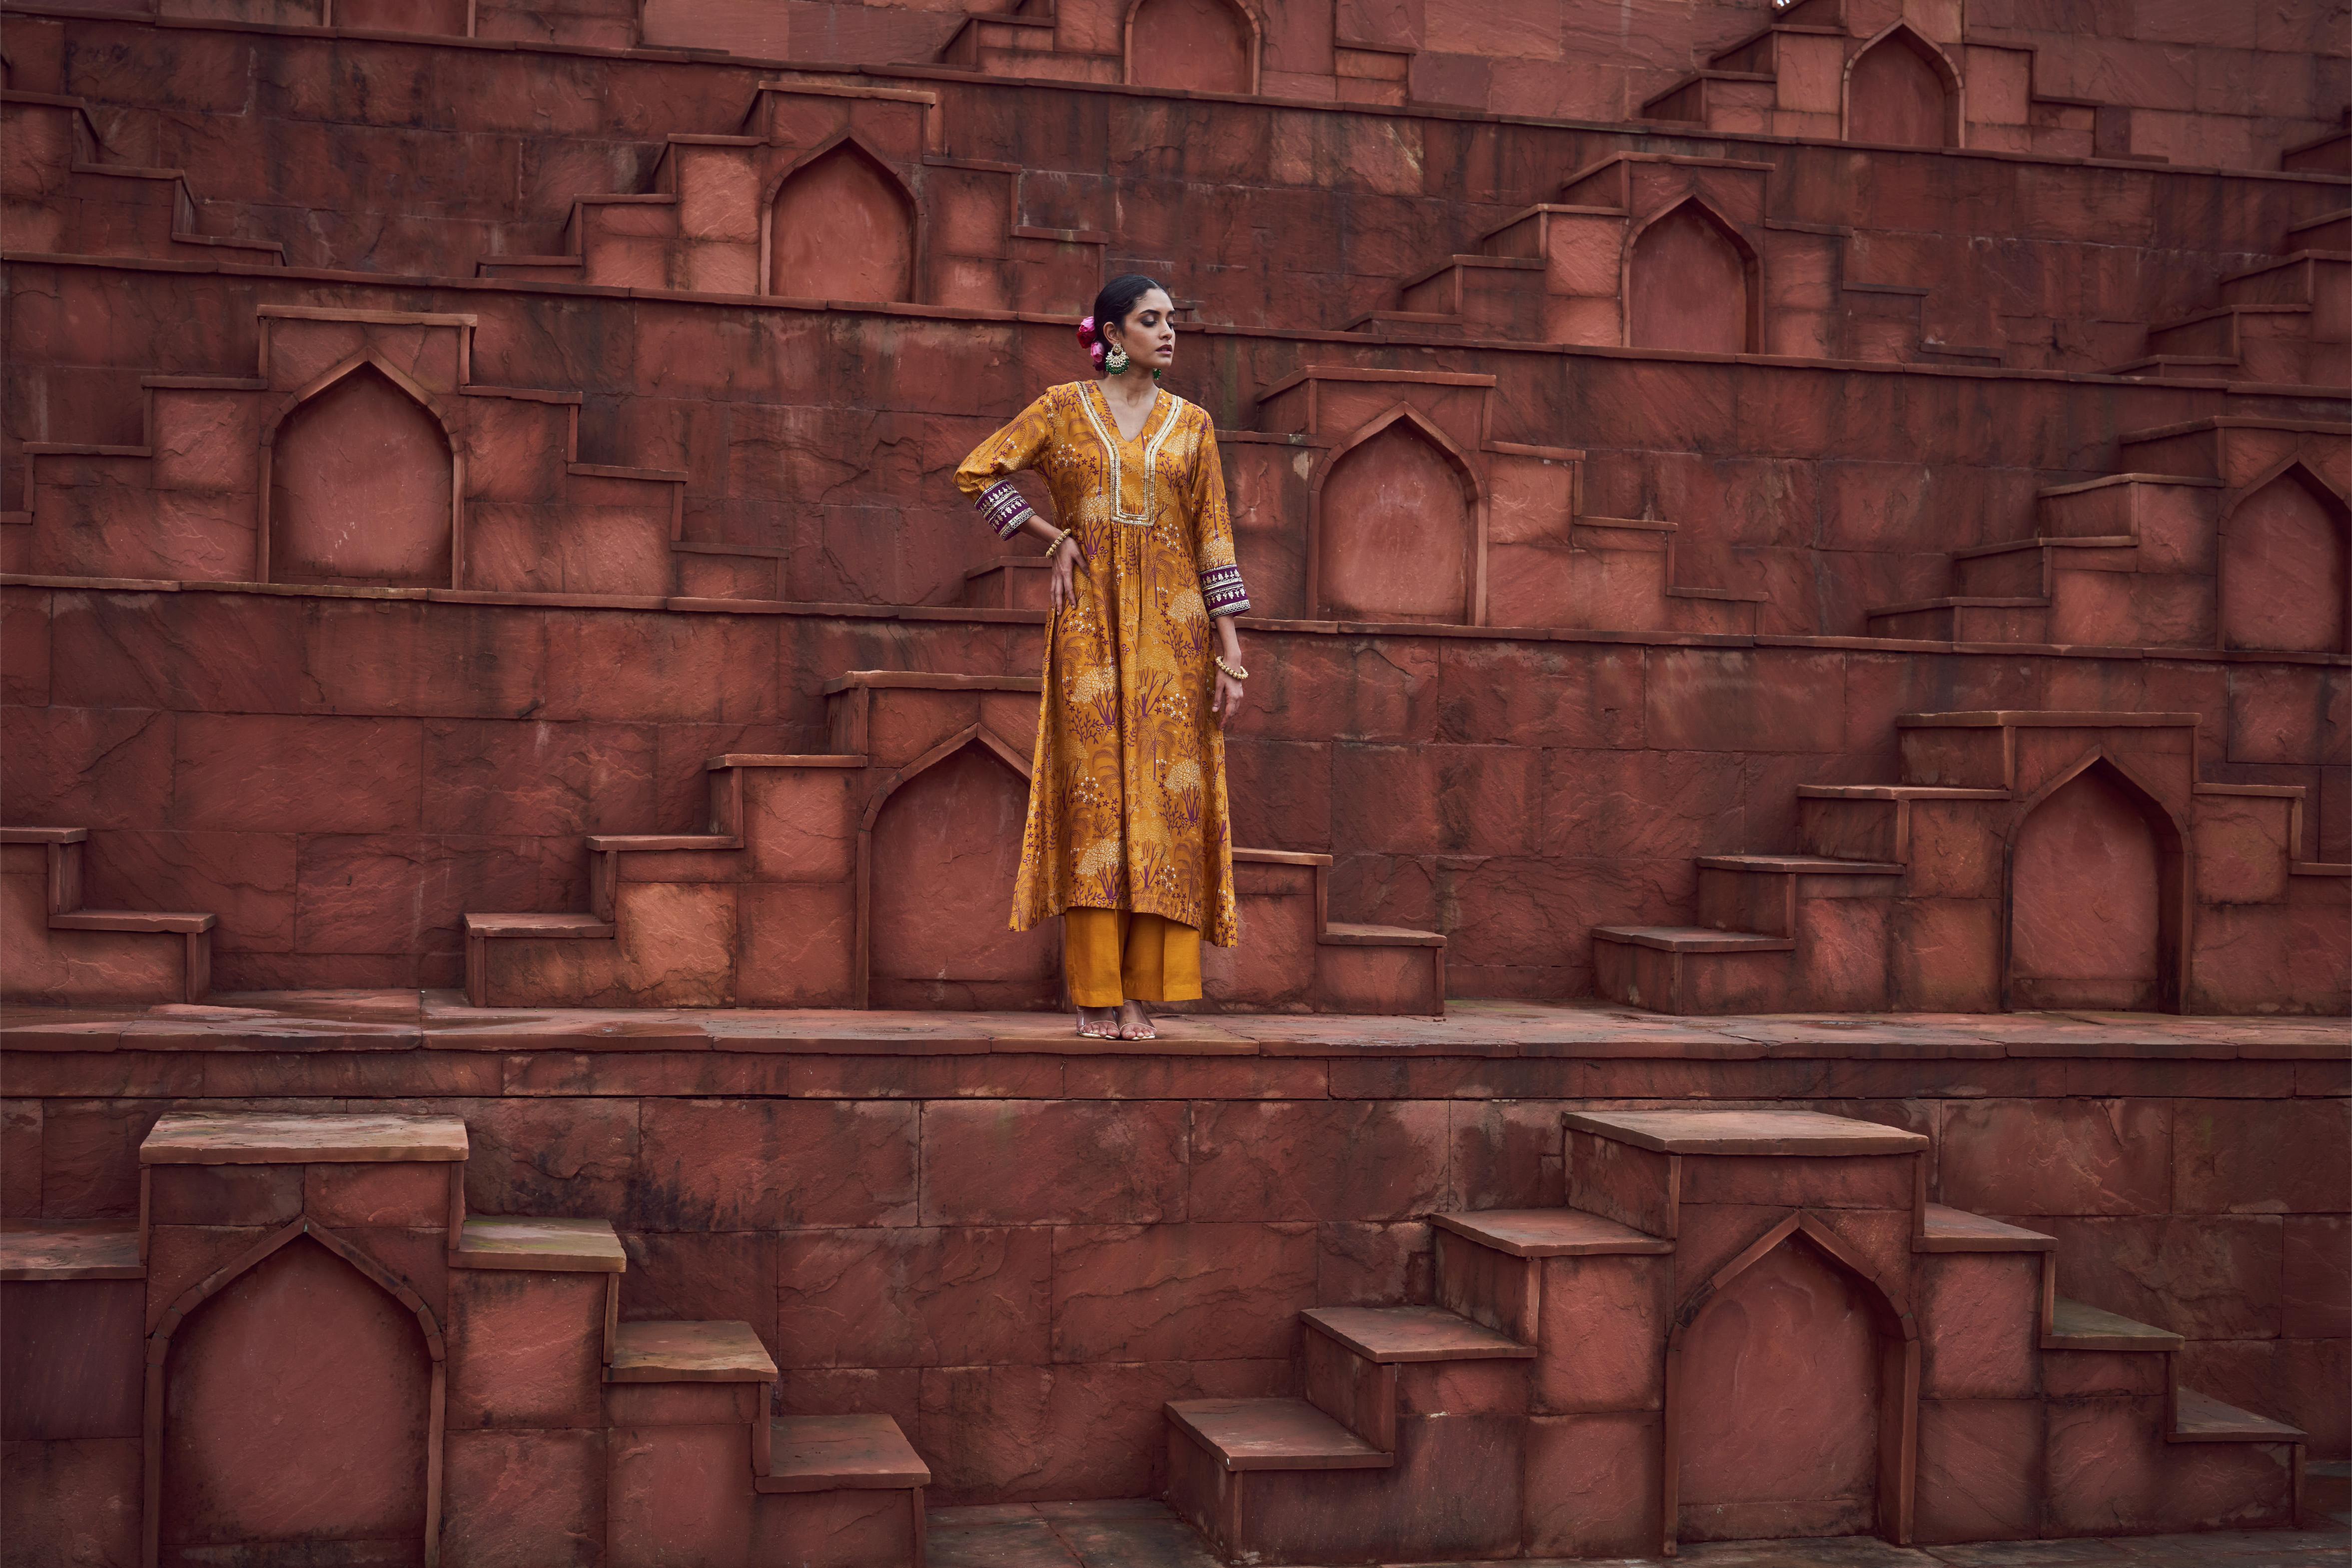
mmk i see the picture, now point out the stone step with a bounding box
[48,908,214,933]
[1591,925,1795,1014]
[1165,1397,1393,1472]
[584,832,742,853]
[3,825,217,1003]
[1320,921,1444,947]
[1695,853,1906,875]
[1300,1305,1533,1363]
[1431,1208,1674,1257]
[2172,1387,2306,1444]
[464,912,616,939]
[2045,1296,2183,1352]
[452,1216,627,1273]
[1590,924,1793,953]
[762,1414,930,1494]
[2288,207,2352,248]
[0,1222,143,1280]
[1915,1203,2056,1253]
[1564,1106,1929,1156]
[609,1319,779,1383]
[140,1110,469,1166]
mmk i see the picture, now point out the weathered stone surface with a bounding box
[776,1225,1050,1369]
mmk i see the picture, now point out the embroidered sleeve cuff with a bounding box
[1200,564,1251,618]
[974,480,1036,541]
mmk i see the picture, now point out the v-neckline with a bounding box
[1090,380,1162,447]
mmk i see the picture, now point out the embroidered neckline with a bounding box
[1079,383,1184,527]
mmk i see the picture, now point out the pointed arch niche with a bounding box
[766,138,918,304]
[2005,754,2188,1012]
[859,725,1060,1009]
[1124,0,1258,95]
[1627,197,1758,355]
[1844,23,1962,148]
[150,1221,442,1565]
[263,355,457,587]
[1663,1213,1918,1553]
[1310,406,1484,625]
[2220,461,2351,654]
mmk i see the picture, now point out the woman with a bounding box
[955,275,1252,1042]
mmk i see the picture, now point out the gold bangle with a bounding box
[1213,655,1248,682]
[1042,532,1067,558]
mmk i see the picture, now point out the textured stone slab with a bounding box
[1301,1304,1533,1362]
[141,1112,469,1164]
[2172,1387,2305,1443]
[608,1319,777,1382]
[1917,1203,2057,1253]
[454,1217,626,1273]
[1164,1398,1393,1472]
[1591,925,1795,953]
[1434,1208,1675,1257]
[1562,1108,1927,1155]
[761,1414,929,1493]
[0,1223,142,1280]
[2047,1297,2183,1352]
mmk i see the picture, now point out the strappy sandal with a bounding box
[1116,1004,1156,1041]
[1076,1009,1119,1039]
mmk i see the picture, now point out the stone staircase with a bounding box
[0,1111,927,1566]
[1164,1107,2306,1563]
[465,670,1448,1014]
[473,75,1099,316]
[1590,709,2349,1016]
[0,91,285,266]
[2109,220,2350,387]
[0,826,215,1003]
[1866,416,2350,650]
[1633,0,2102,159]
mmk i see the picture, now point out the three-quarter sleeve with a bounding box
[956,391,1056,540]
[1187,418,1250,618]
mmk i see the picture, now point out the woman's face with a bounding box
[1107,288,1177,372]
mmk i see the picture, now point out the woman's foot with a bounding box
[1116,1000,1156,1040]
[1076,1006,1119,1039]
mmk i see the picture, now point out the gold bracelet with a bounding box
[1042,532,1070,558]
[1212,655,1248,682]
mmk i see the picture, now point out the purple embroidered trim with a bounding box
[975,479,1035,541]
[1200,564,1250,618]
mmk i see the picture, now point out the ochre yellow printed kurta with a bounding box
[955,381,1247,945]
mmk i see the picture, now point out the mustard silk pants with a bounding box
[1063,909,1202,1006]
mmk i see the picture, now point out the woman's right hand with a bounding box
[1049,533,1080,614]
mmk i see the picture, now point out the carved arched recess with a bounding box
[2003,752,2190,1013]
[1843,22,1964,148]
[146,1218,445,1566]
[1308,404,1487,625]
[2219,458,2351,654]
[1625,196,1760,355]
[857,724,1059,1009]
[1662,1212,1919,1555]
[260,351,459,588]
[764,134,921,304]
[1123,0,1261,95]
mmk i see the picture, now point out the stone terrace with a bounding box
[6,992,2346,1508]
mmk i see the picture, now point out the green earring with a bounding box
[1104,342,1130,374]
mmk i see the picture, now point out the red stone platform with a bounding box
[2,993,2342,1564]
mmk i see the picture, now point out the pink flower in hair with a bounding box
[1076,314,1105,369]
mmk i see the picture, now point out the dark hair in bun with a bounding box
[1084,274,1168,360]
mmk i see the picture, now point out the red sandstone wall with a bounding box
[8,580,2345,997]
[0,17,2336,366]
[3,1046,2345,1486]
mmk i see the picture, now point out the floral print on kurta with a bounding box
[955,381,1248,946]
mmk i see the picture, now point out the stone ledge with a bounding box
[4,995,2343,1062]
